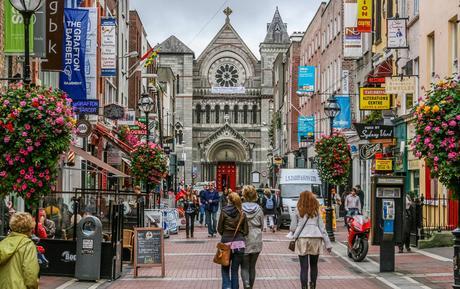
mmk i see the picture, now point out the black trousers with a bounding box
[241,252,260,288]
[299,254,319,286]
[185,212,195,237]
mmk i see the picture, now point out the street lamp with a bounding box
[323,95,341,242]
[138,92,154,207]
[9,0,43,85]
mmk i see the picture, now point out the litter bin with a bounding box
[75,216,102,281]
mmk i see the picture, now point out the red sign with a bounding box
[368,77,386,84]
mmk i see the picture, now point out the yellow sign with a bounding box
[274,157,283,166]
[359,87,391,110]
[375,159,393,171]
[357,0,372,33]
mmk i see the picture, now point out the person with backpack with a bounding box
[261,189,276,233]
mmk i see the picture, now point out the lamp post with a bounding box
[9,0,43,85]
[138,93,154,208]
[323,95,341,242]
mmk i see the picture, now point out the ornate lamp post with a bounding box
[9,0,43,84]
[323,95,341,242]
[138,93,154,207]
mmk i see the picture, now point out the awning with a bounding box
[94,123,134,154]
[122,157,131,166]
[71,144,130,178]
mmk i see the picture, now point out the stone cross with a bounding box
[224,7,232,22]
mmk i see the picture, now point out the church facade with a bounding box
[157,7,290,191]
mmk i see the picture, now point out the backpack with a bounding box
[265,196,274,210]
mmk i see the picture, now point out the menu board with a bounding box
[134,227,165,277]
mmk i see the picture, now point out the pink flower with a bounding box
[22,132,28,137]
[3,100,9,106]
[4,136,10,143]
[442,122,448,128]
[24,123,31,130]
[456,115,460,121]
[428,144,434,150]
[38,181,43,187]
[21,184,27,191]
[424,126,432,132]
[34,141,41,147]
[0,171,7,177]
[434,127,441,133]
[424,138,431,145]
[55,116,64,125]
[20,169,25,175]
[449,120,457,127]
[415,151,422,158]
[19,101,26,107]
[434,156,439,162]
[448,130,455,136]
[448,152,458,159]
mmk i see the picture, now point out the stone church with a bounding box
[157,7,290,191]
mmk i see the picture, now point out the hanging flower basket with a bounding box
[130,142,168,186]
[412,75,460,195]
[0,84,75,204]
[314,133,351,186]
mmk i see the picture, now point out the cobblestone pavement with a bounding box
[40,222,454,289]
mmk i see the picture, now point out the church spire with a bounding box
[263,7,290,44]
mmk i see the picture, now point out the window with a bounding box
[450,19,459,74]
[224,105,230,120]
[243,105,248,124]
[375,0,382,42]
[405,93,414,111]
[205,105,211,124]
[414,0,419,16]
[252,105,258,124]
[387,0,393,18]
[233,105,239,123]
[399,0,407,18]
[215,105,220,123]
[196,104,202,124]
[428,33,435,82]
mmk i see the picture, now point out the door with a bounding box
[217,162,236,192]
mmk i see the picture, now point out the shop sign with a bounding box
[367,77,386,84]
[298,66,316,93]
[101,18,117,76]
[76,119,92,138]
[375,159,393,171]
[359,87,390,110]
[42,0,64,70]
[357,0,372,33]
[73,100,99,115]
[387,18,408,49]
[385,76,416,94]
[298,116,315,142]
[343,0,363,58]
[359,143,382,160]
[104,104,125,120]
[354,123,394,140]
[273,156,283,166]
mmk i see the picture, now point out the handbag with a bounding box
[288,215,309,252]
[213,213,244,266]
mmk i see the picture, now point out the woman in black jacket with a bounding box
[183,189,198,238]
[218,192,249,289]
[261,189,276,233]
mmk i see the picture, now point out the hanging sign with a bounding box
[73,100,99,115]
[359,143,383,160]
[342,70,350,94]
[101,18,117,77]
[4,1,34,53]
[104,104,125,120]
[357,0,372,33]
[84,7,98,100]
[385,76,416,94]
[354,124,394,140]
[333,96,351,129]
[368,77,386,84]
[375,159,393,171]
[387,18,408,49]
[59,8,89,101]
[76,119,92,138]
[33,3,46,58]
[298,66,316,93]
[298,116,315,143]
[42,0,65,71]
[359,87,390,110]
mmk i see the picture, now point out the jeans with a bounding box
[345,208,360,226]
[199,205,205,224]
[263,214,275,230]
[205,210,217,235]
[185,212,195,237]
[299,254,319,287]
[241,252,260,288]
[222,249,245,289]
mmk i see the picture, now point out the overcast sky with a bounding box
[130,0,324,58]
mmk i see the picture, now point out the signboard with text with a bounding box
[334,96,351,129]
[359,87,390,110]
[298,66,316,93]
[298,116,315,143]
[4,1,34,53]
[344,0,363,58]
[387,18,408,49]
[42,0,65,70]
[357,0,372,33]
[101,18,117,76]
[354,124,394,140]
[385,76,416,94]
[73,100,99,115]
[375,159,393,171]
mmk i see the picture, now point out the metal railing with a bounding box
[420,195,457,236]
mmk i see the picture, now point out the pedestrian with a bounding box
[241,185,264,289]
[261,189,276,233]
[38,209,56,239]
[221,187,231,208]
[199,184,208,226]
[202,182,220,237]
[274,190,283,229]
[218,192,248,289]
[134,185,145,206]
[184,189,198,238]
[345,188,361,225]
[356,185,365,211]
[289,191,332,289]
[399,195,415,253]
[0,212,40,289]
[331,188,341,221]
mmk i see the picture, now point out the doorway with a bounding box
[217,162,236,192]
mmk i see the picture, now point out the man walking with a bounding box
[198,184,208,226]
[356,185,365,211]
[345,188,361,225]
[274,190,282,229]
[202,182,220,237]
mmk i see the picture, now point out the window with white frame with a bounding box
[399,0,407,18]
[450,18,458,74]
[428,33,435,82]
[414,0,419,16]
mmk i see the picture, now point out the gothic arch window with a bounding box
[243,105,248,124]
[215,105,220,124]
[252,105,258,124]
[234,105,239,123]
[205,105,211,124]
[224,105,230,119]
[176,130,183,144]
[196,104,202,124]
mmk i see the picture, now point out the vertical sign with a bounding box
[101,18,117,77]
[342,70,349,94]
[33,3,46,58]
[343,0,362,58]
[297,66,316,93]
[333,95,351,129]
[42,0,65,71]
[84,8,98,99]
[298,116,315,143]
[59,8,89,100]
[387,18,408,49]
[4,1,34,53]
[357,0,372,33]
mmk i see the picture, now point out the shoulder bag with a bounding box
[213,214,244,266]
[288,215,309,252]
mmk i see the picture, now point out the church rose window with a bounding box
[215,64,239,87]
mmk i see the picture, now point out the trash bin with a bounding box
[75,216,102,281]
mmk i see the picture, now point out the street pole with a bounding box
[326,116,335,242]
[23,12,32,84]
[145,111,150,208]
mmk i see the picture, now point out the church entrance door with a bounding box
[216,162,236,192]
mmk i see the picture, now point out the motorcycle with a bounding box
[346,214,371,262]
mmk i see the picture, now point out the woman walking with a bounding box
[218,193,248,289]
[184,188,198,238]
[241,186,264,289]
[290,191,332,289]
[261,188,276,232]
[0,212,40,289]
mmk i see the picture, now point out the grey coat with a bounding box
[242,202,264,254]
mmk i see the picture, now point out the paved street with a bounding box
[39,223,453,289]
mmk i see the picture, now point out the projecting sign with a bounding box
[357,0,372,33]
[385,76,416,94]
[333,96,351,129]
[375,159,393,171]
[72,100,99,115]
[353,124,394,140]
[387,18,408,49]
[76,119,92,138]
[42,0,64,71]
[298,66,316,93]
[359,87,390,110]
[298,116,315,142]
[359,143,383,160]
[101,18,117,76]
[104,104,125,120]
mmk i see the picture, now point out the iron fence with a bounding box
[420,195,457,237]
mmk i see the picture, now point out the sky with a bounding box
[130,0,324,58]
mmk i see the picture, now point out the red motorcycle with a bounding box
[347,214,371,262]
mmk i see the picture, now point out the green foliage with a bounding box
[130,142,168,187]
[0,84,75,204]
[363,110,383,124]
[314,133,351,186]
